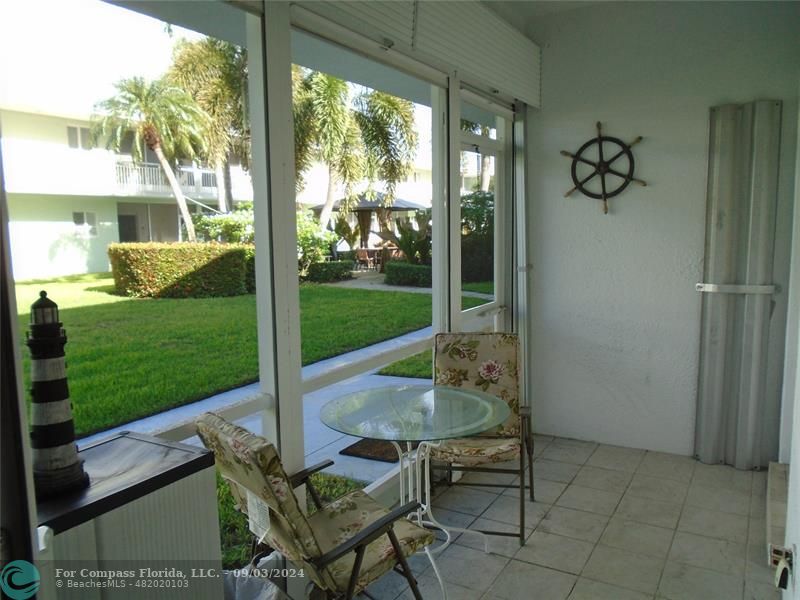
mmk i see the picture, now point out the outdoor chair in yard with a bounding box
[195,413,434,600]
[355,248,374,271]
[432,332,534,544]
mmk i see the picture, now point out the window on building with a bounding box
[73,211,97,237]
[144,146,158,163]
[67,126,92,150]
[119,132,134,156]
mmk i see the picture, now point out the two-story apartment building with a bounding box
[0,106,254,280]
[1,103,435,280]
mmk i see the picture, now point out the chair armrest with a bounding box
[312,501,421,568]
[289,459,334,488]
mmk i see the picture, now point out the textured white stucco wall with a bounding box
[526,2,800,454]
[7,195,118,280]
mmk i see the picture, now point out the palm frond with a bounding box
[91,76,209,164]
[167,38,249,168]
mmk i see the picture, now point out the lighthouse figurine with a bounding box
[26,291,89,498]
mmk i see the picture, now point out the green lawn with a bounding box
[462,281,494,295]
[378,349,433,379]
[16,275,484,436]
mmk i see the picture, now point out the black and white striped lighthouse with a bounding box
[26,291,89,498]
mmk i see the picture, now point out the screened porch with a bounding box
[2,2,800,600]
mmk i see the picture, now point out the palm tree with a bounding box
[294,71,363,230]
[167,38,249,213]
[461,119,493,191]
[93,77,209,241]
[293,69,418,231]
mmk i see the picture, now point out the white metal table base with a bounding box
[390,441,493,600]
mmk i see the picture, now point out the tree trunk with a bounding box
[376,207,392,232]
[357,210,372,248]
[154,145,196,241]
[223,160,233,211]
[318,165,338,232]
[214,163,229,213]
[480,154,492,192]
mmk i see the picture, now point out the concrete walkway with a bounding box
[325,271,493,300]
[77,327,432,483]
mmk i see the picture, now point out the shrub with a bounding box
[461,191,494,236]
[193,204,254,243]
[244,246,256,293]
[108,242,251,298]
[305,260,354,283]
[336,250,357,262]
[384,261,432,287]
[297,209,336,274]
[194,206,337,277]
[377,210,431,265]
[461,233,493,283]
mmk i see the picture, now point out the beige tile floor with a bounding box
[365,435,778,600]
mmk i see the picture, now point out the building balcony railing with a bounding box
[114,161,223,200]
[0,138,252,203]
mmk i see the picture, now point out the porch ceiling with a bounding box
[483,1,602,35]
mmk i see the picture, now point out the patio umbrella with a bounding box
[313,192,428,248]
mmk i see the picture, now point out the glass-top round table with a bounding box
[320,384,511,442]
[320,384,511,600]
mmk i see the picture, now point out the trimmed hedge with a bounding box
[384,261,432,287]
[461,233,493,283]
[305,260,354,283]
[244,246,256,293]
[108,243,254,298]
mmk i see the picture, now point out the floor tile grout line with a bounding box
[564,450,688,598]
[742,467,760,598]
[410,439,766,600]
[471,438,554,599]
[520,444,645,597]
[651,455,698,598]
[407,439,555,600]
[572,446,648,596]
[397,441,522,598]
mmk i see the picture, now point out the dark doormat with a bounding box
[339,439,420,463]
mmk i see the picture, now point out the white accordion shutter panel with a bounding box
[415,2,540,107]
[295,1,416,48]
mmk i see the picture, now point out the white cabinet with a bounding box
[36,432,223,600]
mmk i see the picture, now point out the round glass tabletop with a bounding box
[319,384,511,442]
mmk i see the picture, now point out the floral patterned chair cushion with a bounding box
[430,436,521,467]
[308,490,434,593]
[432,332,521,464]
[195,413,332,588]
[195,413,433,596]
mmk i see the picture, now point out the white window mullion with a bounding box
[496,115,514,332]
[431,84,449,335]
[460,131,504,155]
[248,5,304,475]
[447,73,463,331]
[513,103,531,409]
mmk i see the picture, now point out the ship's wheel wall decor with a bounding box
[561,122,646,214]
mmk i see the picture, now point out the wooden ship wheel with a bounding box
[561,122,646,214]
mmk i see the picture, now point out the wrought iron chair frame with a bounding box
[432,409,534,545]
[222,456,427,600]
[430,332,535,545]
